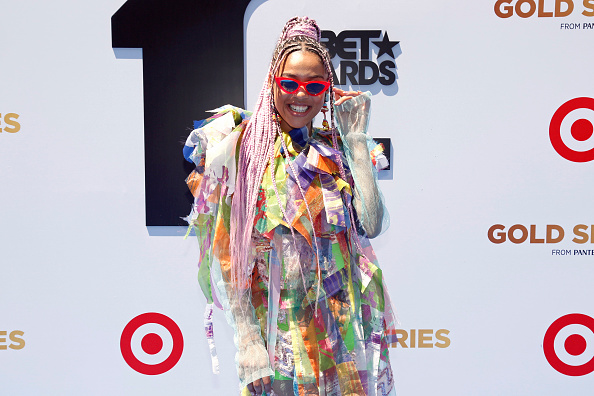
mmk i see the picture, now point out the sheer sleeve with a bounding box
[183,106,273,390]
[218,280,274,388]
[334,92,389,238]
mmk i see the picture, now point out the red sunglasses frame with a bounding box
[274,77,331,96]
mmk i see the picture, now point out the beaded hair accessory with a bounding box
[280,16,321,42]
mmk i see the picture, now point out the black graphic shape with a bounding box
[321,30,382,60]
[372,32,399,58]
[112,0,251,226]
[322,30,400,89]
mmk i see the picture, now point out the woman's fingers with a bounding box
[333,89,363,105]
[334,88,361,97]
[334,96,352,105]
[335,98,347,105]
[262,376,272,395]
[247,377,273,395]
[253,378,262,395]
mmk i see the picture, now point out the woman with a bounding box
[184,16,396,396]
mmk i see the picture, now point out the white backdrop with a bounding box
[1,0,594,395]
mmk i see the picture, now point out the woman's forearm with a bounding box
[334,91,384,238]
[346,132,384,238]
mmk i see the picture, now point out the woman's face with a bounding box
[274,50,328,132]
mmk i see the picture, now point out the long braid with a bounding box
[269,38,329,302]
[230,17,361,298]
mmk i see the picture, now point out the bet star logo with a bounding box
[373,32,399,58]
[322,30,400,87]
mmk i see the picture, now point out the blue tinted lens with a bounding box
[306,82,326,95]
[280,79,299,92]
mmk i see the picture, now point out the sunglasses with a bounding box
[274,77,331,96]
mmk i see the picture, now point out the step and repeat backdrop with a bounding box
[1,0,593,395]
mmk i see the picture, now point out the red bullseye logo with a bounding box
[543,314,594,376]
[549,97,594,162]
[120,312,184,375]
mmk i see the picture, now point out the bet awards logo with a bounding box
[120,313,183,375]
[321,30,399,87]
[549,97,594,162]
[544,314,594,376]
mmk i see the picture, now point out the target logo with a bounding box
[120,312,184,375]
[549,97,594,162]
[543,313,594,376]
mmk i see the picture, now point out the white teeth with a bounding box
[289,104,308,113]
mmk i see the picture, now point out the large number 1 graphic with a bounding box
[112,0,251,226]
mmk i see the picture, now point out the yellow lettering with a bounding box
[9,331,25,350]
[547,225,565,243]
[509,224,528,244]
[556,0,574,16]
[584,0,594,15]
[516,0,537,17]
[530,224,545,243]
[0,331,7,350]
[4,113,21,133]
[495,0,515,17]
[418,329,433,348]
[572,224,588,244]
[488,224,506,243]
[394,329,408,348]
[539,0,555,16]
[435,329,451,348]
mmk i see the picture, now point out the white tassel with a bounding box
[203,303,220,374]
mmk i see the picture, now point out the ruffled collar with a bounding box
[287,126,309,148]
[279,125,312,156]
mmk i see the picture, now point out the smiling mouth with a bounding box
[289,104,309,113]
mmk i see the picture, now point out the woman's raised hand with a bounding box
[333,88,362,106]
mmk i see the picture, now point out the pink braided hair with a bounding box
[230,17,356,297]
